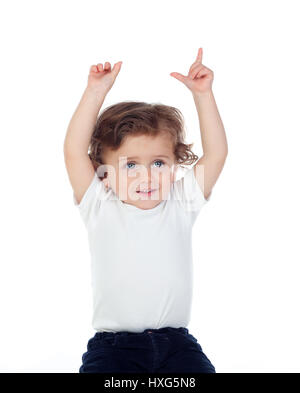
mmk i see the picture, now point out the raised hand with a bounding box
[87,61,123,95]
[170,48,214,95]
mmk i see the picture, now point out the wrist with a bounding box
[192,89,213,98]
[84,85,108,100]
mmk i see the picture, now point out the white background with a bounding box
[1,0,299,373]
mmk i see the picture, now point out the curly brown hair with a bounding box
[88,101,199,177]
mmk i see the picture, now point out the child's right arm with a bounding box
[63,61,122,205]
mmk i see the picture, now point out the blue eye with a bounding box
[126,160,165,170]
[126,162,136,169]
[153,160,164,168]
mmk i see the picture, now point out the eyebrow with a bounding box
[126,155,171,160]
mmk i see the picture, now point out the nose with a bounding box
[138,167,156,188]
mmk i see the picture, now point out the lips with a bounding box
[136,189,157,195]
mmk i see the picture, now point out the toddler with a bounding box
[64,48,228,373]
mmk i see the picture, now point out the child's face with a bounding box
[101,133,178,210]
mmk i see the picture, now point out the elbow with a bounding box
[63,140,87,159]
[216,147,228,162]
[63,142,72,159]
[203,150,228,163]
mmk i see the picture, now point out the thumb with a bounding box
[112,61,122,77]
[170,72,187,84]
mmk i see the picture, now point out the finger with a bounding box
[195,47,203,63]
[189,64,205,79]
[188,62,203,76]
[97,63,103,72]
[189,64,200,76]
[193,67,212,80]
[170,72,187,83]
[104,62,111,71]
[194,68,209,79]
[90,65,98,73]
[189,58,206,72]
[190,64,211,77]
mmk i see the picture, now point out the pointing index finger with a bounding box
[196,47,203,63]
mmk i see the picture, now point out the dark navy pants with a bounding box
[79,326,216,373]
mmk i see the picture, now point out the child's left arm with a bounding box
[170,48,228,200]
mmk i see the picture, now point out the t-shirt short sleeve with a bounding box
[173,164,211,214]
[73,172,107,227]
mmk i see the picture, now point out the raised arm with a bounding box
[170,48,228,200]
[63,61,122,204]
[192,89,228,200]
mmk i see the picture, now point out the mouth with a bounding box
[136,189,158,196]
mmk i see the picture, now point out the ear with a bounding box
[172,163,179,181]
[102,177,110,191]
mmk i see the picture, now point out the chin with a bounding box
[136,201,162,210]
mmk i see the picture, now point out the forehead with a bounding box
[110,133,174,159]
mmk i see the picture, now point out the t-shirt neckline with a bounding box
[117,198,167,214]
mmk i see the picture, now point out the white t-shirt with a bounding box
[73,164,210,333]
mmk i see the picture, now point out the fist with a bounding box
[87,61,123,95]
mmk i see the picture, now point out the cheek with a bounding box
[161,169,174,184]
[160,171,175,194]
[118,173,138,195]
